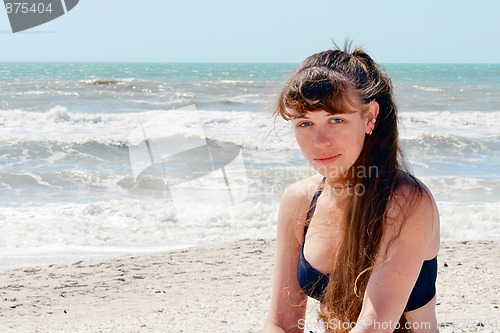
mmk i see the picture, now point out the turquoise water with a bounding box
[2,62,499,112]
[387,64,500,111]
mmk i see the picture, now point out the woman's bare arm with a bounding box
[351,186,437,333]
[263,180,313,333]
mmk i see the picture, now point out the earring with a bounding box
[371,119,376,124]
[369,130,373,135]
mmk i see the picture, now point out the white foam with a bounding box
[0,196,497,267]
[0,199,278,262]
[412,85,444,92]
[437,201,500,240]
[400,111,500,140]
[2,108,497,151]
[0,108,282,150]
[16,90,80,96]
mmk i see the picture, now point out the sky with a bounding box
[0,0,499,63]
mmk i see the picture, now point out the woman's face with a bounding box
[291,102,378,181]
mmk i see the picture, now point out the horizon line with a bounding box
[1,60,499,65]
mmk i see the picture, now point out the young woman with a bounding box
[263,45,440,333]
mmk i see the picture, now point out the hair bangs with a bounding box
[276,66,360,120]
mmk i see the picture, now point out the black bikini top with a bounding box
[297,177,437,311]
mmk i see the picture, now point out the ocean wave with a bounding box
[400,111,500,140]
[212,80,273,88]
[402,133,490,152]
[13,90,80,96]
[0,197,496,264]
[0,172,61,189]
[0,199,279,250]
[401,110,500,127]
[83,77,154,85]
[196,96,267,106]
[438,201,500,240]
[412,85,444,92]
[0,108,279,149]
[421,176,500,202]
[1,108,497,158]
[0,170,132,192]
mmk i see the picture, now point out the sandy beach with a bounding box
[0,239,498,333]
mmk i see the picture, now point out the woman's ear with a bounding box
[365,101,380,135]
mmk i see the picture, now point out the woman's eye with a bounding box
[298,122,312,127]
[329,118,343,124]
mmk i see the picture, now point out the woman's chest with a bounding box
[302,200,346,275]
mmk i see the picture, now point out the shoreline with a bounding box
[0,243,202,269]
[1,236,497,269]
[1,239,499,332]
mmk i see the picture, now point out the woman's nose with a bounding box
[313,127,333,148]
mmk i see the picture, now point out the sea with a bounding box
[0,62,499,267]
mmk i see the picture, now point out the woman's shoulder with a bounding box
[385,170,437,234]
[386,170,439,255]
[392,170,437,207]
[281,173,324,205]
[277,174,325,241]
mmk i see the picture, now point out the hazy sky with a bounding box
[1,0,499,63]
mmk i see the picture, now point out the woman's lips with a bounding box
[314,154,339,164]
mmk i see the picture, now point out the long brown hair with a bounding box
[276,43,422,332]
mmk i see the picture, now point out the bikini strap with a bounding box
[303,177,327,238]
